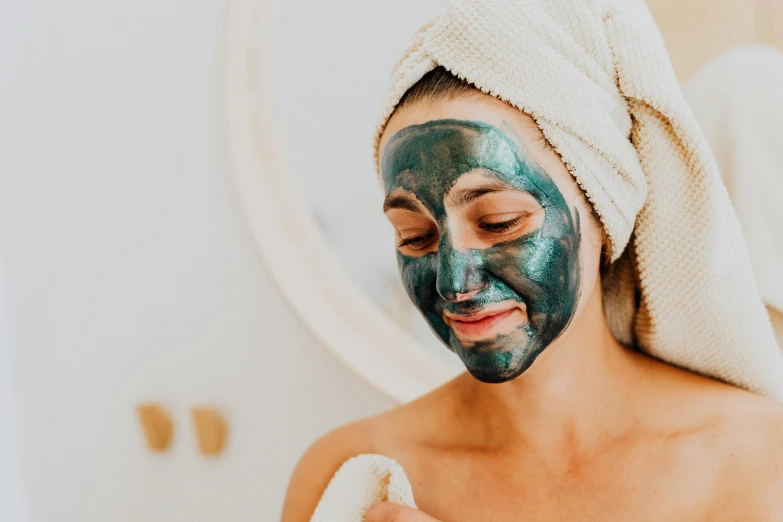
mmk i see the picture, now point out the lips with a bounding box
[445,307,520,339]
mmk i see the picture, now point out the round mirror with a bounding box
[275,0,463,377]
[223,0,459,403]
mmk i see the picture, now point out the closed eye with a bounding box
[398,233,437,250]
[478,216,525,233]
[476,210,539,234]
[385,205,439,256]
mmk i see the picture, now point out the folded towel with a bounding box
[372,0,783,399]
[309,454,415,522]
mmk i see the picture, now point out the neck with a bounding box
[455,284,654,452]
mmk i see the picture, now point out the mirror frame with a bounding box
[222,0,456,403]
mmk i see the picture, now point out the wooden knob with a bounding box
[191,407,228,456]
[136,403,173,452]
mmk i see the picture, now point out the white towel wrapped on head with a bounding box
[372,0,783,399]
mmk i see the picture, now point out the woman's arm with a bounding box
[280,435,341,522]
[280,424,369,522]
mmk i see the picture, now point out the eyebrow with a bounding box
[444,178,516,207]
[383,191,425,213]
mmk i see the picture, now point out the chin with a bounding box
[451,326,543,383]
[467,348,540,383]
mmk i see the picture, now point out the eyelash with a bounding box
[398,233,436,249]
[478,216,524,233]
[397,213,532,250]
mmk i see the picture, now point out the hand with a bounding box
[365,502,442,522]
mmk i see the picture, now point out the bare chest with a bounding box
[402,448,723,522]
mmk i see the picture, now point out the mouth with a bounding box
[443,303,524,340]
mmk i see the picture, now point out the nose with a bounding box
[436,233,487,302]
[455,290,479,302]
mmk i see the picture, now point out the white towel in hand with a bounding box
[310,454,415,522]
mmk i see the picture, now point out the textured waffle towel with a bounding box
[309,454,416,521]
[372,0,783,399]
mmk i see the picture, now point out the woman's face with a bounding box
[379,95,603,383]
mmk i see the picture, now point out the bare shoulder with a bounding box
[279,416,381,522]
[280,380,458,522]
[710,386,783,462]
[697,385,783,518]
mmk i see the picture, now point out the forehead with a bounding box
[378,96,559,191]
[380,119,520,189]
[381,119,565,218]
[377,96,591,213]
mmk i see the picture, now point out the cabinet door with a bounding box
[768,0,783,49]
[646,0,762,79]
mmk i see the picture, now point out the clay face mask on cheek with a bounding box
[381,120,582,382]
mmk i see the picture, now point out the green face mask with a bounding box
[381,120,582,382]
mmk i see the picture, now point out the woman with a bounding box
[282,0,783,520]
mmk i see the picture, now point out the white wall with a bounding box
[0,1,393,520]
[0,2,29,518]
[0,245,27,522]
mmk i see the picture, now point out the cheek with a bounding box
[578,218,604,282]
[398,253,452,343]
[398,254,437,308]
[485,237,560,286]
[568,237,601,320]
[484,233,581,311]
